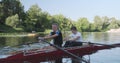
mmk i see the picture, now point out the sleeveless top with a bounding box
[50,30,63,47]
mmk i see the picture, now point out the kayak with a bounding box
[0,43,120,63]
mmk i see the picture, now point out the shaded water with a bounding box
[0,33,39,48]
[0,32,120,63]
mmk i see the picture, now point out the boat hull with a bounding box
[0,44,120,63]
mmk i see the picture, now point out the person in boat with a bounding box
[38,23,63,63]
[64,26,83,47]
[64,26,83,63]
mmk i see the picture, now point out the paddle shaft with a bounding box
[40,39,88,63]
[81,41,120,47]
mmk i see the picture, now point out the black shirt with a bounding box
[50,30,63,47]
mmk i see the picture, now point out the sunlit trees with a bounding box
[89,23,96,32]
[93,16,103,31]
[5,14,19,28]
[51,14,71,31]
[76,17,90,32]
[24,4,51,32]
[1,0,120,32]
[25,4,41,31]
[101,16,110,31]
[107,17,119,29]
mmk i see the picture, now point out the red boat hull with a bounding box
[0,43,120,63]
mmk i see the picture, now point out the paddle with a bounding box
[39,39,88,63]
[81,41,120,47]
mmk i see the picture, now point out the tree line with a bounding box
[0,0,120,32]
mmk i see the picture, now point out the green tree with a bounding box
[0,2,3,21]
[5,14,19,28]
[89,23,96,32]
[25,4,42,32]
[93,16,103,31]
[107,17,119,29]
[0,0,25,24]
[76,17,90,32]
[25,4,51,32]
[101,16,110,31]
[117,20,120,27]
[51,14,71,31]
[35,11,51,31]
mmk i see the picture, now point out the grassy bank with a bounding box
[0,24,24,33]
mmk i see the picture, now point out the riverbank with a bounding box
[107,28,120,32]
[0,32,45,37]
[0,24,23,33]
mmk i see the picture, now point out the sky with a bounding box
[20,0,120,22]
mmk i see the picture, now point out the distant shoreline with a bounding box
[107,28,120,32]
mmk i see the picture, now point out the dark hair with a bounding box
[71,26,77,30]
[52,23,58,26]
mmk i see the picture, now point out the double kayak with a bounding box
[0,43,120,63]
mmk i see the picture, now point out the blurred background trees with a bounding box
[0,0,120,32]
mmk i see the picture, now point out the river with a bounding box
[82,32,120,63]
[0,32,120,63]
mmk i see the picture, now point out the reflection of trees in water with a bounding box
[5,37,21,46]
[108,33,120,43]
[82,32,109,43]
[0,32,111,47]
[23,36,38,43]
[0,37,6,47]
[93,32,109,43]
[5,36,38,47]
[0,33,43,48]
[82,32,93,41]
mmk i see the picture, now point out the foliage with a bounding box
[52,14,72,31]
[101,16,110,31]
[107,17,119,29]
[89,23,96,32]
[0,24,17,33]
[5,14,19,28]
[93,16,103,31]
[0,0,25,24]
[24,4,51,32]
[76,17,90,32]
[0,0,120,33]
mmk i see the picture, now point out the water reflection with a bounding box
[82,32,120,44]
[0,37,6,47]
[93,32,109,43]
[0,32,120,50]
[0,36,38,48]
